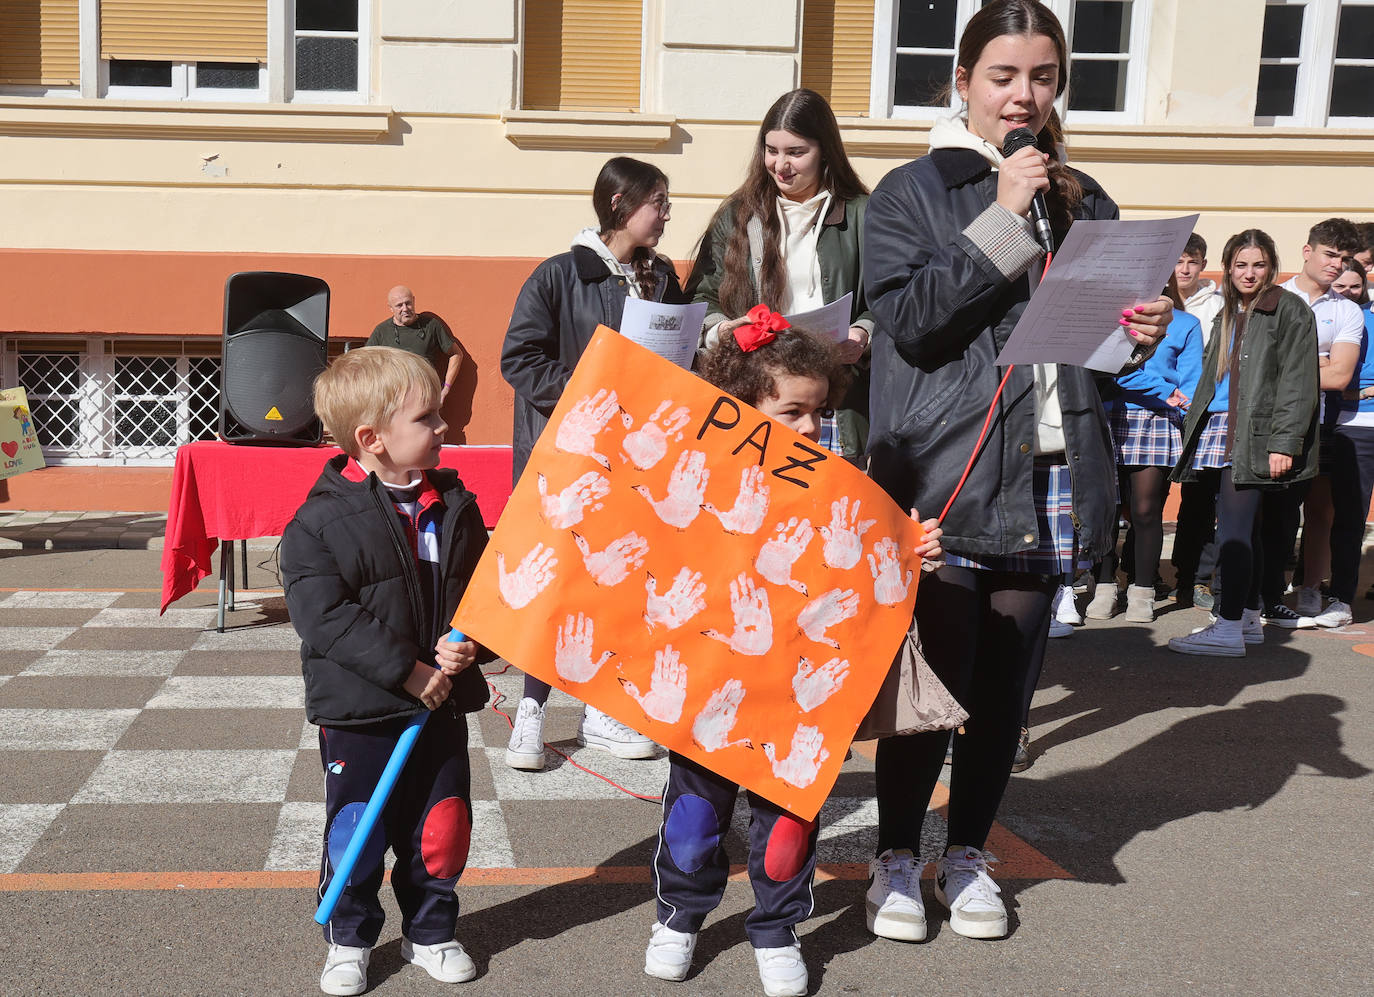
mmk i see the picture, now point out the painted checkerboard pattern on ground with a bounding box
[0,589,964,880]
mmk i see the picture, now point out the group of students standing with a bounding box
[298,2,1372,995]
[1048,216,1374,661]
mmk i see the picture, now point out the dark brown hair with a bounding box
[698,326,851,410]
[957,0,1083,236]
[701,89,868,319]
[1216,229,1280,383]
[593,156,669,299]
[1305,217,1362,255]
[1336,258,1369,306]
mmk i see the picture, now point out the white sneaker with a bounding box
[1312,598,1353,629]
[504,697,547,771]
[578,706,655,759]
[866,848,927,941]
[1052,584,1082,626]
[1241,607,1265,645]
[1169,620,1246,657]
[753,943,808,997]
[401,938,476,983]
[1048,618,1074,638]
[934,847,1007,939]
[644,922,696,981]
[1295,585,1323,617]
[320,944,370,996]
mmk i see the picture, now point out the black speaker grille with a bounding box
[221,331,325,437]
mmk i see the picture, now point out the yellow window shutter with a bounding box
[100,0,267,64]
[801,0,875,117]
[523,0,642,112]
[0,0,80,86]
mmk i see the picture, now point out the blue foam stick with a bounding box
[314,628,465,925]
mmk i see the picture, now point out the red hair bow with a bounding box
[734,304,790,353]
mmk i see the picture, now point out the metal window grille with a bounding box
[3,339,221,464]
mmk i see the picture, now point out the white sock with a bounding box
[1211,617,1243,638]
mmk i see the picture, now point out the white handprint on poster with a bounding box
[454,327,929,820]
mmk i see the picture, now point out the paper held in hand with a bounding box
[784,292,853,344]
[619,298,709,369]
[994,214,1200,372]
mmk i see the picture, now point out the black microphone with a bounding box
[1001,127,1054,255]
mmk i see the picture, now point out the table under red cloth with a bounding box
[160,440,512,612]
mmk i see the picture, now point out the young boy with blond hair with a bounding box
[281,346,492,995]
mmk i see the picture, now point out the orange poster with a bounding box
[453,327,924,819]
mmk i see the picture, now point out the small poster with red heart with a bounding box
[0,387,45,481]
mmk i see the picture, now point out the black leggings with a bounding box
[1213,467,1264,620]
[1096,466,1168,586]
[875,565,1054,853]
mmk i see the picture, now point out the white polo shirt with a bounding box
[1281,276,1364,421]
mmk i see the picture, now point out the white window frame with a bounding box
[870,0,1150,123]
[2,337,222,466]
[0,0,371,104]
[1257,0,1374,127]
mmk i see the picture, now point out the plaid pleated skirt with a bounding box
[1109,406,1183,467]
[946,461,1080,575]
[1190,412,1231,470]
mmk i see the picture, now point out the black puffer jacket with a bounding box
[281,455,491,726]
[864,148,1145,562]
[501,245,685,483]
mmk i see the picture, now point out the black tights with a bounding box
[1096,466,1168,586]
[875,566,1054,853]
[1213,468,1264,621]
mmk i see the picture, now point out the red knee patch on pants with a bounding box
[421,797,471,880]
[763,813,815,882]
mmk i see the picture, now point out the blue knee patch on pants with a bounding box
[328,801,386,885]
[665,794,720,874]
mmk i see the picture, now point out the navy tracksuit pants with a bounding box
[652,751,818,948]
[318,706,472,948]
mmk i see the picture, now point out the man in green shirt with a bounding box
[366,285,466,403]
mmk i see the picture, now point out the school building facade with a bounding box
[1,0,1371,510]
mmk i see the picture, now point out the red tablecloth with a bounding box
[160,441,512,612]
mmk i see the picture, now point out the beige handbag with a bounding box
[854,614,968,740]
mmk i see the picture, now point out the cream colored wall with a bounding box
[0,0,1371,267]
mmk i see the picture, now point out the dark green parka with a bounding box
[1173,285,1319,486]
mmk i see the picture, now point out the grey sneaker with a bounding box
[935,847,1007,938]
[1010,727,1032,773]
[1295,586,1323,617]
[644,922,696,981]
[1312,598,1353,629]
[865,848,927,941]
[504,697,547,771]
[1169,620,1246,657]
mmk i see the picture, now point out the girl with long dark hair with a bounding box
[859,0,1171,940]
[500,156,684,768]
[1169,230,1319,656]
[689,88,873,463]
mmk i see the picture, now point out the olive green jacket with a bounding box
[1173,286,1319,486]
[689,194,874,345]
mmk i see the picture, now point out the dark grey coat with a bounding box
[501,245,684,483]
[863,148,1146,563]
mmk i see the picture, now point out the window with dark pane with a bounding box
[1256,63,1299,117]
[898,0,957,49]
[297,0,358,32]
[17,352,81,451]
[1331,64,1374,116]
[296,37,357,91]
[895,53,954,107]
[1336,3,1374,59]
[188,358,222,441]
[109,60,173,87]
[1068,59,1127,112]
[196,62,259,89]
[1072,1,1132,55]
[1260,3,1306,59]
